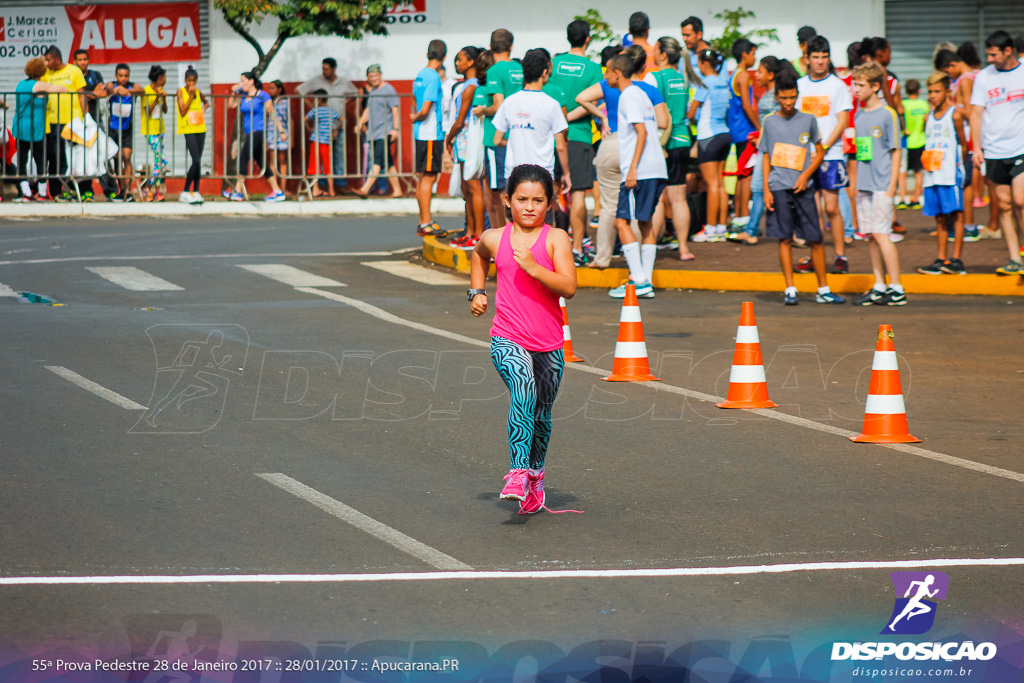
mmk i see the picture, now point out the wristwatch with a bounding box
[467,289,486,301]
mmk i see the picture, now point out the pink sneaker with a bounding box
[500,469,529,501]
[519,468,545,514]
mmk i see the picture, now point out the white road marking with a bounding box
[257,473,473,571]
[296,287,1024,486]
[44,366,147,410]
[0,248,418,266]
[85,266,184,291]
[361,260,468,285]
[3,557,1023,586]
[238,264,346,287]
[0,281,18,297]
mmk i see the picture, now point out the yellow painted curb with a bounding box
[423,238,1024,296]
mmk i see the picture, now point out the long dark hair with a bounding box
[504,164,555,222]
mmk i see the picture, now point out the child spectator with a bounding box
[917,72,969,275]
[760,70,844,305]
[728,38,759,233]
[899,79,928,209]
[446,47,483,248]
[266,80,291,192]
[103,64,143,201]
[305,89,342,197]
[688,49,732,241]
[141,65,169,202]
[176,66,209,205]
[851,62,906,306]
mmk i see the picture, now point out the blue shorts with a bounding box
[616,178,667,222]
[766,189,823,242]
[487,146,507,191]
[815,159,849,191]
[922,185,963,217]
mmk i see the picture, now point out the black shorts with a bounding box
[415,139,442,174]
[766,189,823,242]
[616,178,667,223]
[984,154,1024,186]
[109,127,133,151]
[666,147,692,186]
[735,140,749,158]
[907,146,924,172]
[697,133,732,164]
[371,138,394,169]
[567,140,595,191]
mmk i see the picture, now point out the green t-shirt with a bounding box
[489,60,524,98]
[902,98,929,149]
[473,82,500,148]
[652,68,692,149]
[549,53,603,143]
[541,82,569,111]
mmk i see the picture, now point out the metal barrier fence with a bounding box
[0,90,423,201]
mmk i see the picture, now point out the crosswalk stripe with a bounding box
[361,261,468,285]
[85,266,184,291]
[237,264,346,287]
[45,366,147,410]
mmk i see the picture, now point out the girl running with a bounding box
[469,164,578,514]
[688,49,731,241]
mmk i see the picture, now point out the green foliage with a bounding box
[573,9,620,61]
[708,7,778,58]
[214,0,393,76]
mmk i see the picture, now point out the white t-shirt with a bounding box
[796,73,852,161]
[970,62,1024,159]
[617,84,668,180]
[492,89,568,178]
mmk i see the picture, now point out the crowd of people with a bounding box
[407,15,1024,305]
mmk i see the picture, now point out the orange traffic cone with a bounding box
[603,284,659,382]
[850,325,920,443]
[560,297,582,362]
[717,301,777,409]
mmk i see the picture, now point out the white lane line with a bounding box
[44,366,147,410]
[296,287,1024,486]
[239,264,346,287]
[4,557,1024,586]
[361,260,468,285]
[85,266,185,291]
[0,248,418,266]
[256,473,473,571]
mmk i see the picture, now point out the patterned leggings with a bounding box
[147,134,168,184]
[490,336,565,470]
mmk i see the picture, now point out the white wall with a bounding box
[209,0,884,85]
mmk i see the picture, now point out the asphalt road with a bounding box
[1,215,1022,682]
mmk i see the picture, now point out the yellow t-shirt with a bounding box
[140,85,166,136]
[176,87,206,134]
[42,64,86,125]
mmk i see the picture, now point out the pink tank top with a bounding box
[489,223,564,352]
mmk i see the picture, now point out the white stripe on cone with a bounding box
[619,306,643,323]
[563,326,572,341]
[614,341,650,358]
[735,326,760,344]
[864,394,908,415]
[728,364,768,384]
[871,351,899,371]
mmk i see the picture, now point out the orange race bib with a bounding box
[771,142,807,171]
[921,149,944,172]
[187,110,204,127]
[801,95,831,118]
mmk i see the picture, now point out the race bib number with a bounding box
[111,102,132,119]
[187,110,204,127]
[770,142,807,171]
[855,137,873,162]
[801,95,831,118]
[921,149,944,172]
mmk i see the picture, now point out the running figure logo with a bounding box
[881,571,950,635]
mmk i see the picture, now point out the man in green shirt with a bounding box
[549,20,604,264]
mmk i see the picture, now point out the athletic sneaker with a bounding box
[880,288,907,306]
[784,290,799,306]
[995,260,1024,275]
[590,215,599,227]
[958,226,981,242]
[690,229,713,243]
[976,226,1002,240]
[500,469,530,501]
[892,221,906,234]
[815,291,846,304]
[417,223,448,238]
[940,258,966,275]
[793,257,813,273]
[573,250,587,267]
[909,200,922,210]
[854,289,886,306]
[450,233,471,247]
[178,192,193,204]
[634,281,655,299]
[582,236,596,256]
[889,233,904,243]
[82,190,94,203]
[464,234,479,248]
[852,231,868,241]
[656,233,678,250]
[896,199,909,210]
[222,188,233,200]
[831,256,849,274]
[265,190,286,202]
[106,192,119,202]
[608,280,636,299]
[228,191,244,202]
[189,193,204,205]
[917,259,946,275]
[54,192,75,203]
[519,468,545,514]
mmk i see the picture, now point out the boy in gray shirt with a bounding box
[851,61,906,306]
[761,71,844,305]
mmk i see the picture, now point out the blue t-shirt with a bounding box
[413,67,443,141]
[14,79,47,142]
[306,106,341,144]
[693,72,731,139]
[239,90,271,135]
[727,70,757,144]
[599,80,620,133]
[107,81,135,132]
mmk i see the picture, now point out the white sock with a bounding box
[890,284,905,294]
[37,182,47,195]
[716,224,727,234]
[817,285,831,295]
[20,181,31,197]
[785,286,798,296]
[640,244,657,283]
[733,216,749,227]
[874,283,888,292]
[622,242,645,284]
